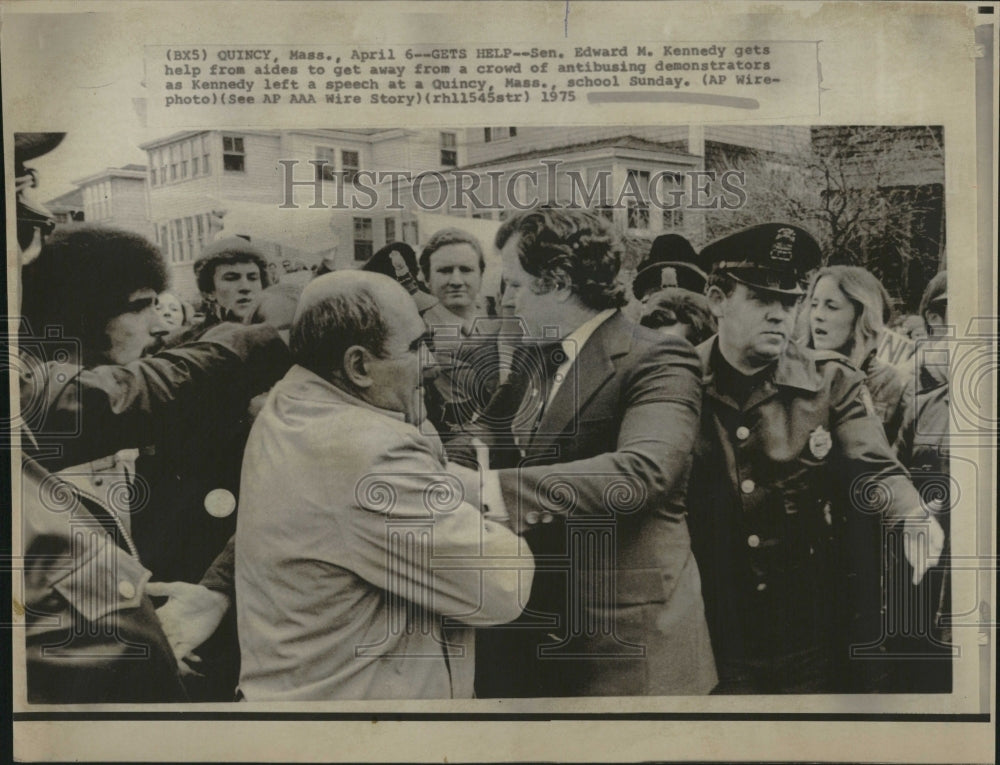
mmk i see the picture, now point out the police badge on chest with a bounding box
[808,425,833,459]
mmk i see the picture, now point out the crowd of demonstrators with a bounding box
[15,141,951,701]
[17,223,288,702]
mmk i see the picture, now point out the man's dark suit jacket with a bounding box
[475,311,718,697]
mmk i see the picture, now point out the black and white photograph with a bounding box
[3,2,996,763]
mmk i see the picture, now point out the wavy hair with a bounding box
[804,265,890,365]
[21,224,168,362]
[494,207,625,310]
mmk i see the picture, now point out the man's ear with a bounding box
[342,345,374,389]
[550,269,575,303]
[705,285,728,320]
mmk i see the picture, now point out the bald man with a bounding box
[234,272,531,700]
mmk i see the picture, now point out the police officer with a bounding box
[686,222,944,694]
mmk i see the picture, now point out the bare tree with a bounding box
[705,126,944,310]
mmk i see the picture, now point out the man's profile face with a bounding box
[365,300,429,424]
[427,243,482,312]
[713,282,799,368]
[500,236,563,338]
[211,261,263,320]
[103,288,169,364]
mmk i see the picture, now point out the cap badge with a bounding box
[659,266,678,289]
[808,425,832,459]
[769,227,797,262]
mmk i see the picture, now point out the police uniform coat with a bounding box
[687,337,922,687]
[477,311,718,697]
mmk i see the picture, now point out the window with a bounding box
[160,225,168,251]
[402,219,419,245]
[384,218,396,242]
[173,219,185,262]
[658,171,685,230]
[223,135,246,172]
[196,214,206,251]
[626,169,651,230]
[440,132,457,166]
[169,144,179,181]
[484,127,517,142]
[311,147,335,182]
[192,156,199,175]
[185,217,196,256]
[341,150,360,184]
[202,135,211,175]
[150,166,157,186]
[353,217,373,261]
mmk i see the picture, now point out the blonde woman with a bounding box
[805,265,913,443]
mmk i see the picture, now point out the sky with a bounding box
[5,11,169,197]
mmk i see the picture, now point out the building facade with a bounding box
[69,164,152,238]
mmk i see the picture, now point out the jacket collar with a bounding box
[278,364,407,422]
[532,310,631,444]
[697,335,823,410]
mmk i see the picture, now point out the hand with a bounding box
[146,580,230,665]
[903,514,946,585]
[446,461,482,512]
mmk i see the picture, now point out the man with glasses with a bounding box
[234,271,531,700]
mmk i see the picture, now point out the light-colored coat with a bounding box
[236,365,531,700]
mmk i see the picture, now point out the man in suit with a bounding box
[475,207,717,697]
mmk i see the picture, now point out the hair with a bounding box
[193,237,271,295]
[705,271,737,297]
[289,285,390,382]
[640,288,717,345]
[157,290,192,327]
[918,270,947,325]
[804,265,889,364]
[418,228,486,279]
[494,207,626,310]
[21,224,168,357]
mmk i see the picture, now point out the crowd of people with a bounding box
[15,139,952,702]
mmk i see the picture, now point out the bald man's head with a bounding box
[290,271,424,389]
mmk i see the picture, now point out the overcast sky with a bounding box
[5,11,168,198]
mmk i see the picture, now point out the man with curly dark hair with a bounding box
[21,224,171,364]
[474,207,717,698]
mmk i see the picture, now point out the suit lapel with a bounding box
[530,312,631,448]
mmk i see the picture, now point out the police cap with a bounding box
[702,223,822,296]
[632,234,706,300]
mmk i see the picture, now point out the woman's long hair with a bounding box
[803,265,890,366]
